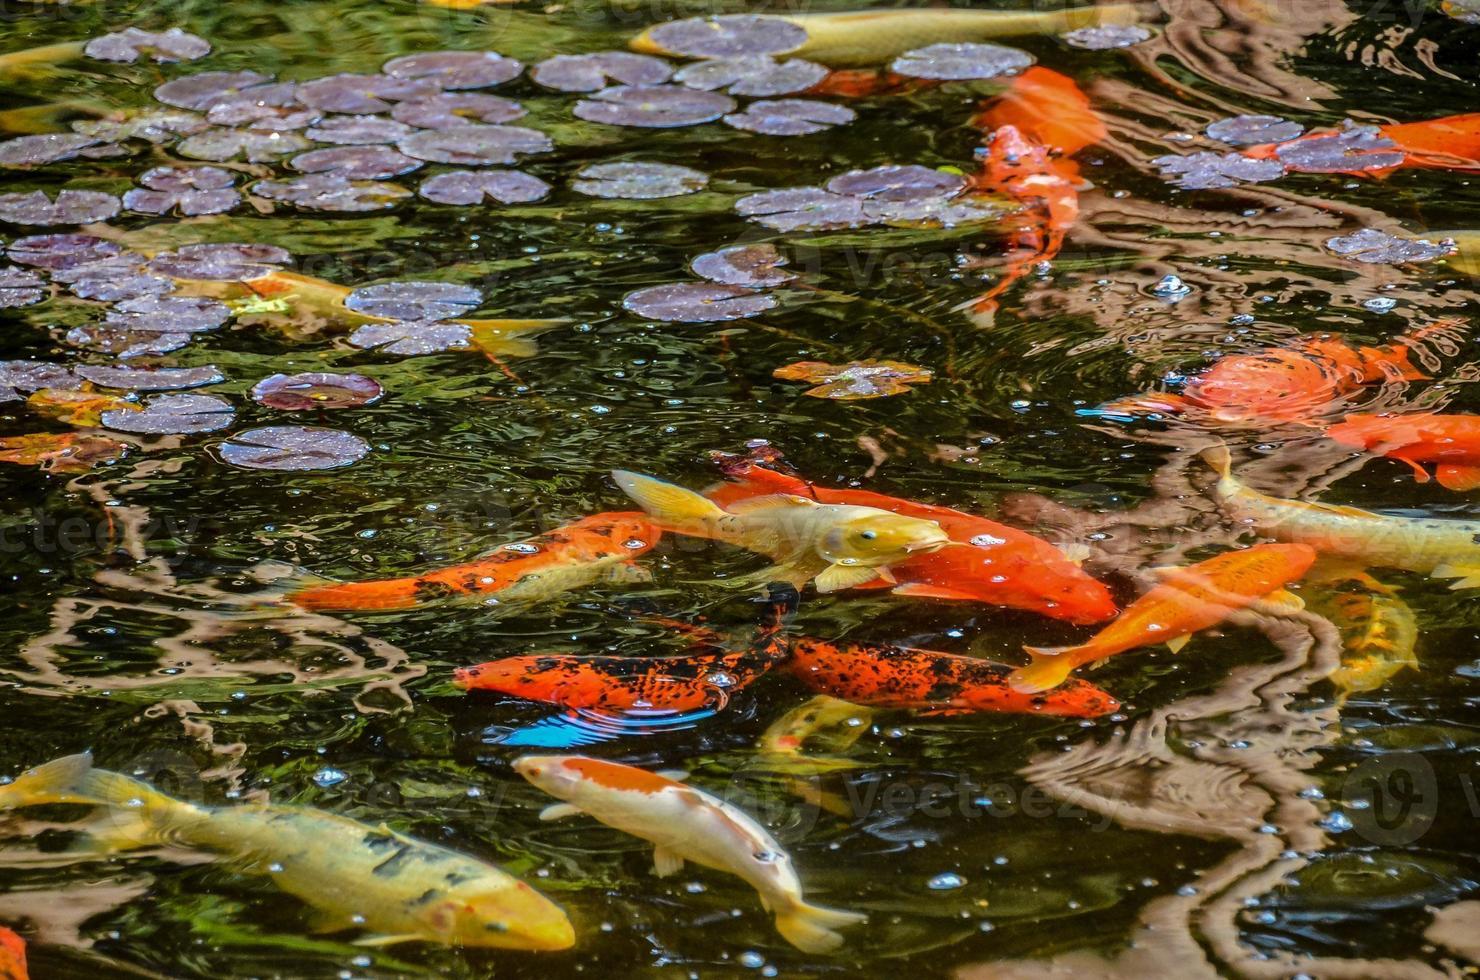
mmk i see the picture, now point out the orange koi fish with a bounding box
[1325,413,1480,491]
[1245,113,1480,177]
[707,449,1116,625]
[973,66,1105,158]
[789,638,1120,717]
[1009,543,1317,693]
[288,512,659,611]
[0,928,25,980]
[805,68,920,99]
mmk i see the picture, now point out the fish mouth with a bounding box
[905,536,951,554]
[517,918,576,951]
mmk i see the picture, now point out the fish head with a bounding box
[512,754,583,796]
[426,882,574,950]
[817,513,949,567]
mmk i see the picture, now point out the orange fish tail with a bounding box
[1008,647,1077,693]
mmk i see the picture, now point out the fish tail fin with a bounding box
[773,900,867,954]
[68,767,190,852]
[1200,442,1233,480]
[283,574,422,612]
[0,752,97,809]
[611,470,726,526]
[1008,647,1076,694]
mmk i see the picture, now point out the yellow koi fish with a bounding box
[513,755,865,953]
[0,754,573,951]
[631,6,1147,66]
[1309,585,1419,701]
[612,470,949,592]
[1204,446,1480,588]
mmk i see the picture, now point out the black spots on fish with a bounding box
[413,580,459,602]
[1471,533,1480,545]
[372,842,417,877]
[459,573,485,591]
[410,887,443,906]
[444,869,478,887]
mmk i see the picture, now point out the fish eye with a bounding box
[859,530,877,540]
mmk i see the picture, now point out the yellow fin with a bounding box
[1432,562,1480,590]
[1059,543,1091,565]
[814,563,883,593]
[773,900,867,954]
[1264,588,1305,610]
[612,470,725,524]
[1008,648,1075,694]
[1165,635,1190,654]
[0,752,96,809]
[724,493,817,514]
[352,934,424,948]
[539,803,582,821]
[1200,443,1233,479]
[653,846,684,877]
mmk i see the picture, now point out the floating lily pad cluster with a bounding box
[623,243,790,322]
[735,164,994,232]
[1155,118,1412,190]
[773,359,934,399]
[1325,228,1455,265]
[347,280,485,354]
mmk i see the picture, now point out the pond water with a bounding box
[2,1,1480,977]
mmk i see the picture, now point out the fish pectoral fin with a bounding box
[656,769,688,782]
[612,470,726,524]
[652,846,685,878]
[1059,543,1092,565]
[603,560,653,585]
[1435,464,1480,492]
[539,803,584,821]
[307,909,359,935]
[890,583,980,601]
[351,934,424,948]
[1007,647,1076,694]
[1165,635,1191,654]
[1432,562,1480,590]
[874,565,897,584]
[1263,588,1305,610]
[814,563,884,594]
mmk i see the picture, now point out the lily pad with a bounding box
[219,425,369,471]
[418,169,550,205]
[382,50,522,90]
[252,372,382,410]
[76,364,224,391]
[0,432,127,473]
[890,42,1033,81]
[675,56,828,97]
[178,128,310,162]
[104,294,231,333]
[154,71,272,110]
[0,266,46,308]
[348,319,471,354]
[573,85,736,128]
[253,174,411,212]
[73,110,207,144]
[725,98,854,136]
[344,280,481,321]
[826,164,965,202]
[205,83,319,130]
[1325,228,1454,264]
[85,27,210,63]
[1206,114,1304,146]
[1061,24,1152,49]
[290,145,423,179]
[391,93,525,128]
[28,387,139,427]
[1275,124,1406,172]
[294,73,439,114]
[304,116,416,145]
[0,361,79,402]
[735,187,869,232]
[8,234,122,270]
[0,190,120,226]
[397,125,552,165]
[644,15,807,59]
[623,282,776,322]
[147,243,291,282]
[691,244,794,287]
[1152,151,1285,189]
[864,195,999,228]
[531,52,673,92]
[773,358,933,399]
[101,392,235,434]
[65,326,192,358]
[66,271,173,302]
[124,164,241,217]
[0,133,102,167]
[570,161,708,199]
[48,253,145,283]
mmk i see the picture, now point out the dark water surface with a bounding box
[2,1,1480,977]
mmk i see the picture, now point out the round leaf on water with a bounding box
[0,266,46,308]
[344,280,482,321]
[66,271,173,302]
[675,56,828,97]
[304,116,416,145]
[1206,114,1304,146]
[49,253,145,283]
[290,145,423,179]
[105,294,231,333]
[205,83,319,130]
[220,425,369,471]
[1275,125,1406,172]
[348,320,471,354]
[891,42,1033,80]
[573,85,736,128]
[570,161,708,199]
[1152,151,1285,189]
[773,359,933,399]
[8,234,121,270]
[531,52,673,92]
[0,361,79,400]
[735,187,869,232]
[65,326,193,358]
[1061,24,1152,49]
[725,98,855,136]
[0,432,128,473]
[826,164,966,202]
[418,169,550,205]
[101,392,234,434]
[622,282,776,322]
[1326,228,1454,265]
[0,134,102,167]
[125,165,241,216]
[391,93,526,128]
[382,51,522,90]
[864,195,998,228]
[154,71,272,110]
[85,27,210,63]
[146,243,290,282]
[644,15,807,59]
[0,190,120,226]
[251,372,382,410]
[179,128,310,162]
[253,174,411,212]
[397,125,552,165]
[691,244,794,287]
[76,364,224,391]
[294,73,439,114]
[72,110,206,145]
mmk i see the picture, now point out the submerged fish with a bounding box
[707,450,1115,624]
[1009,542,1317,693]
[288,512,659,611]
[0,927,25,980]
[973,66,1105,158]
[1309,587,1419,701]
[1245,112,1480,177]
[0,754,573,950]
[1204,445,1480,588]
[757,694,875,759]
[613,469,949,592]
[791,638,1120,717]
[1325,413,1480,491]
[513,755,866,952]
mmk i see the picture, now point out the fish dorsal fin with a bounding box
[656,768,688,782]
[539,803,583,821]
[725,494,818,514]
[815,563,884,594]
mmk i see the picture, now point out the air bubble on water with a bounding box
[623,538,647,549]
[686,881,706,893]
[706,671,737,688]
[351,956,372,968]
[313,767,348,787]
[1152,274,1191,299]
[1363,297,1397,313]
[929,872,966,890]
[1319,811,1354,832]
[268,862,285,873]
[466,786,482,798]
[1298,786,1324,800]
[739,951,765,968]
[1176,884,1198,896]
[505,542,540,554]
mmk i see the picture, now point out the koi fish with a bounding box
[791,638,1120,716]
[1325,413,1480,491]
[757,694,875,760]
[707,450,1116,624]
[973,67,1105,158]
[513,755,866,952]
[612,470,949,592]
[1245,113,1480,177]
[630,6,1146,66]
[1009,542,1317,693]
[0,754,573,950]
[288,512,659,611]
[1309,587,1419,701]
[959,124,1081,326]
[0,927,25,980]
[1203,445,1480,588]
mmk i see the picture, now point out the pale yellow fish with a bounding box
[1204,445,1480,588]
[514,755,866,953]
[0,754,573,951]
[1435,229,1480,279]
[757,694,874,765]
[0,40,86,77]
[1310,587,1419,701]
[631,5,1148,66]
[612,469,949,592]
